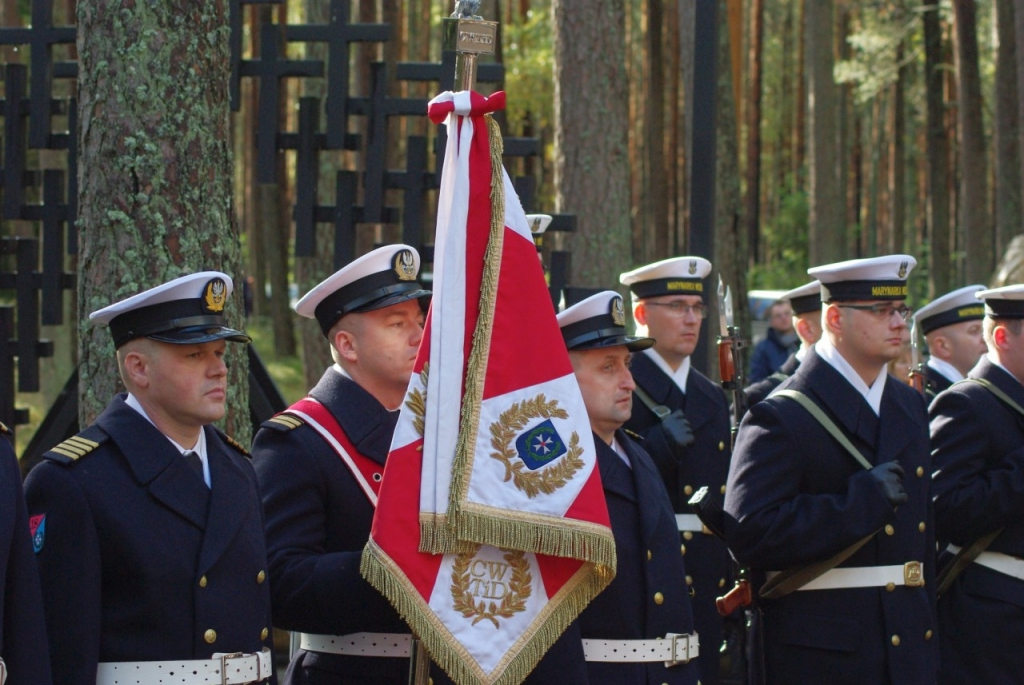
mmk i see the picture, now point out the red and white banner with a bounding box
[361,90,615,685]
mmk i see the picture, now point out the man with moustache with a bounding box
[619,256,732,685]
[929,284,1024,683]
[557,290,700,685]
[912,284,987,399]
[724,255,938,685]
[26,272,273,685]
[743,280,823,407]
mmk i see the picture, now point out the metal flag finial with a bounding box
[442,1,498,91]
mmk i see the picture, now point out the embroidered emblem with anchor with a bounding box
[611,296,626,326]
[203,278,227,313]
[394,250,417,281]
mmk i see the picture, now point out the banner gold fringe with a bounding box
[445,113,506,530]
[361,539,615,685]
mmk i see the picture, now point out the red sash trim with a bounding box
[286,398,383,507]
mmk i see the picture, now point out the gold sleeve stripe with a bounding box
[268,414,304,429]
[49,436,100,460]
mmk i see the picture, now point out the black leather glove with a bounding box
[869,460,908,507]
[661,408,695,449]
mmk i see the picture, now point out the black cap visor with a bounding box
[147,324,251,346]
[563,328,655,353]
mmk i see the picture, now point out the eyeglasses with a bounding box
[837,303,913,322]
[644,301,709,319]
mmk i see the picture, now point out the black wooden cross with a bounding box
[0,307,31,432]
[0,0,76,148]
[348,62,427,224]
[241,22,323,183]
[286,0,390,150]
[228,0,284,110]
[384,135,435,251]
[0,237,54,393]
[1,64,28,221]
[19,170,73,325]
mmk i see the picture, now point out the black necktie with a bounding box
[183,450,205,483]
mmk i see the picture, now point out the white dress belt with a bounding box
[765,562,925,591]
[304,631,700,666]
[675,514,709,533]
[300,632,413,657]
[582,633,699,667]
[96,648,271,685]
[949,544,1024,581]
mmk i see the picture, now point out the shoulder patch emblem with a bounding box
[29,514,45,553]
[47,435,101,463]
[265,413,305,431]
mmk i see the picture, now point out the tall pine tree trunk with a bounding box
[925,3,952,297]
[746,0,765,266]
[553,0,632,285]
[996,0,1022,257]
[77,0,249,439]
[805,0,843,264]
[953,0,993,283]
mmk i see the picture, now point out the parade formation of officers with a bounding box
[1,242,1019,685]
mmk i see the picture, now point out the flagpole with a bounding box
[442,0,498,92]
[405,5,500,685]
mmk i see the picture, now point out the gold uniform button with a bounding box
[919,522,926,532]
[654,592,665,605]
[260,627,269,640]
[718,578,726,588]
[925,629,933,640]
[199,576,207,588]
[204,629,217,644]
[916,466,924,477]
[886,582,896,592]
[680,544,687,556]
[885,524,895,536]
[720,485,726,495]
[257,570,266,584]
[683,485,694,496]
[685,576,693,586]
[718,441,725,451]
[683,531,694,541]
[891,635,900,646]
[647,550,652,561]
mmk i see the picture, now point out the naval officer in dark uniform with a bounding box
[618,256,733,685]
[743,280,822,407]
[724,255,938,685]
[1,426,51,685]
[25,272,273,685]
[929,284,1024,684]
[252,246,587,684]
[912,284,986,400]
[557,290,700,685]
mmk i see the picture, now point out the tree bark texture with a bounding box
[645,0,668,262]
[953,0,993,284]
[553,0,633,286]
[805,0,843,264]
[745,0,764,266]
[996,0,1022,258]
[924,3,952,297]
[77,0,249,439]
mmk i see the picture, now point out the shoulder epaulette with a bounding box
[262,412,306,432]
[623,429,645,442]
[45,426,108,466]
[0,420,10,435]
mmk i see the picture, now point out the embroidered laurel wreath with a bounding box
[489,394,583,498]
[405,363,429,440]
[450,546,532,628]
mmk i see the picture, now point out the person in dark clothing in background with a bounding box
[748,300,800,384]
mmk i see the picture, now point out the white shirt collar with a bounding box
[814,338,888,415]
[643,348,691,394]
[795,345,810,363]
[610,436,632,469]
[926,356,964,384]
[125,393,210,486]
[332,363,351,379]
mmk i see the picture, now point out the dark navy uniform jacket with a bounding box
[623,352,732,685]
[24,395,274,685]
[576,431,699,685]
[1,433,51,685]
[923,363,954,402]
[930,357,1024,684]
[252,369,588,685]
[743,353,801,407]
[724,350,938,685]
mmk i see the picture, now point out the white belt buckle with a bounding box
[214,651,261,685]
[666,632,697,667]
[904,561,924,588]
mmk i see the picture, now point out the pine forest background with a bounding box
[1,0,1021,452]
